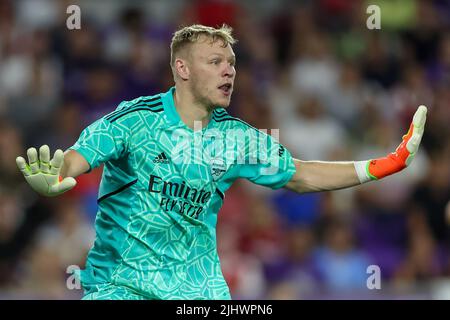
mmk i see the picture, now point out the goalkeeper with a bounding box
[16,24,427,300]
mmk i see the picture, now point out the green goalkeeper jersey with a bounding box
[70,87,296,300]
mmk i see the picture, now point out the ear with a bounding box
[175,58,190,81]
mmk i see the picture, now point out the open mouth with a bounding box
[218,83,232,96]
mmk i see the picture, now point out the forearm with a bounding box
[286,159,360,193]
[60,150,90,178]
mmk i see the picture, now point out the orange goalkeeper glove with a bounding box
[354,105,427,183]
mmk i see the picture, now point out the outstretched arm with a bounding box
[285,160,360,193]
[16,146,89,197]
[285,105,427,194]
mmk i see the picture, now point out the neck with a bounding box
[173,85,212,130]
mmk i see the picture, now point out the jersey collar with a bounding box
[161,86,182,127]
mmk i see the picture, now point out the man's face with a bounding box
[186,36,236,109]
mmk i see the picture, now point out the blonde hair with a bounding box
[170,24,237,75]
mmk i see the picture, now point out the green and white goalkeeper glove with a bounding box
[16,145,77,197]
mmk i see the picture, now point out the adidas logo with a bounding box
[153,152,170,164]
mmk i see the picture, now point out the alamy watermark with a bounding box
[66,263,383,291]
[366,265,381,290]
[366,5,381,30]
[66,5,81,30]
[167,121,284,176]
[66,265,81,290]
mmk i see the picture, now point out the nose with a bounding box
[223,63,235,78]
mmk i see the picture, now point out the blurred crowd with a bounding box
[0,0,450,299]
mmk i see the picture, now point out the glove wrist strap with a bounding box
[354,161,372,184]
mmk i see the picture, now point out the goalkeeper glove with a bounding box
[16,145,77,197]
[354,105,427,183]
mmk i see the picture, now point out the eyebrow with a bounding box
[208,53,236,63]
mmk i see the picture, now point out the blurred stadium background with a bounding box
[0,0,450,300]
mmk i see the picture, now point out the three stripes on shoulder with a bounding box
[105,95,163,123]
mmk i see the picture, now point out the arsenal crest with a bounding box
[210,158,226,181]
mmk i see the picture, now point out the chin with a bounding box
[215,98,232,109]
[216,102,230,109]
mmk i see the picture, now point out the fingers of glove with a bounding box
[27,148,40,174]
[50,149,64,175]
[407,129,424,153]
[401,105,427,153]
[50,177,77,195]
[39,145,51,173]
[16,156,31,176]
[413,105,427,128]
